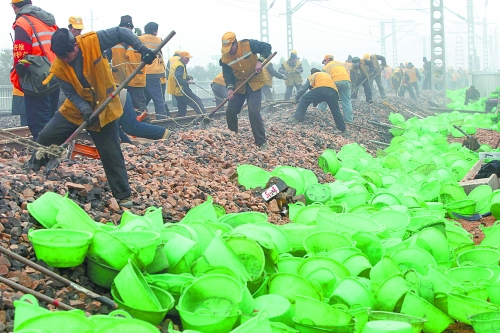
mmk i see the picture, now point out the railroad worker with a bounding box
[30,27,157,208]
[262,63,284,102]
[106,15,148,117]
[168,51,207,117]
[350,56,373,104]
[220,31,271,150]
[68,16,84,37]
[363,53,387,99]
[166,50,180,108]
[464,85,480,105]
[142,22,169,118]
[422,57,431,90]
[12,87,27,126]
[10,0,59,140]
[279,50,303,101]
[405,62,421,98]
[212,72,227,109]
[322,55,353,123]
[288,68,346,134]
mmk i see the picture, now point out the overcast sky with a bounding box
[1,0,499,71]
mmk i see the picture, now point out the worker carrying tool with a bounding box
[350,56,374,104]
[363,53,387,99]
[28,27,159,208]
[405,62,421,98]
[168,51,207,117]
[262,63,284,102]
[220,31,272,150]
[322,55,353,123]
[288,68,346,134]
[68,16,84,37]
[279,50,303,101]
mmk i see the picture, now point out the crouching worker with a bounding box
[29,27,158,208]
[288,68,346,133]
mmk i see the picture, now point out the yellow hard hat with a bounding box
[69,16,84,30]
[179,51,193,58]
[221,32,236,54]
[363,53,370,60]
[323,54,334,61]
[291,49,297,55]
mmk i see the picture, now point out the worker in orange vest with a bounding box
[10,0,59,140]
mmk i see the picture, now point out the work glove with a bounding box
[141,48,156,65]
[255,61,262,73]
[82,110,97,126]
[187,74,193,80]
[227,89,234,100]
[187,80,194,84]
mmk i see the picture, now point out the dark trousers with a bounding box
[24,88,59,141]
[399,84,416,99]
[211,83,227,107]
[411,82,420,98]
[226,84,266,146]
[12,95,28,126]
[34,111,131,200]
[294,87,346,132]
[262,85,274,101]
[423,74,431,90]
[174,87,207,117]
[145,82,170,116]
[119,92,166,141]
[373,74,387,98]
[126,86,147,110]
[351,75,372,102]
[284,84,302,101]
[145,74,167,115]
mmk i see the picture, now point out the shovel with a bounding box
[0,243,116,309]
[452,125,480,151]
[201,51,277,127]
[43,30,176,172]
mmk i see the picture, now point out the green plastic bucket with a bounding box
[113,230,161,267]
[267,273,323,304]
[370,257,401,284]
[444,199,478,218]
[318,149,341,176]
[181,196,218,223]
[362,321,412,333]
[404,269,435,305]
[486,282,500,305]
[297,256,350,297]
[373,274,409,312]
[232,311,273,333]
[13,294,50,330]
[280,224,317,253]
[449,266,494,284]
[144,273,194,316]
[333,214,384,236]
[277,254,304,274]
[447,293,500,324]
[303,231,353,256]
[295,295,352,328]
[114,259,161,311]
[254,294,294,327]
[391,247,437,275]
[26,192,64,229]
[86,255,120,289]
[292,318,355,333]
[412,227,450,262]
[331,277,375,308]
[87,230,141,270]
[28,229,93,268]
[218,212,268,228]
[111,284,174,325]
[237,165,272,190]
[304,184,332,205]
[55,197,101,234]
[352,231,385,266]
[226,236,265,281]
[271,322,300,333]
[255,222,291,254]
[272,166,306,195]
[293,204,329,225]
[469,311,500,333]
[400,292,453,333]
[15,310,96,333]
[457,248,500,267]
[370,211,409,239]
[93,317,165,333]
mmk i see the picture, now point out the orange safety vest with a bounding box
[323,60,350,82]
[406,67,418,83]
[13,87,24,97]
[110,43,146,87]
[213,72,225,86]
[262,64,273,87]
[50,32,123,131]
[167,59,187,96]
[221,40,266,94]
[369,55,382,75]
[359,59,370,77]
[10,14,58,91]
[308,72,337,92]
[141,34,166,75]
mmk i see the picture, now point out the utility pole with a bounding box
[495,29,499,70]
[260,0,270,43]
[490,35,495,71]
[85,10,98,31]
[286,0,293,56]
[430,0,446,107]
[467,0,476,72]
[483,17,488,71]
[380,21,386,57]
[392,18,398,67]
[423,36,427,58]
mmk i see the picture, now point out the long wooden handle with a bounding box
[208,51,278,117]
[63,30,177,144]
[0,276,75,310]
[0,246,115,308]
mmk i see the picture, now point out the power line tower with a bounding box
[495,29,499,70]
[380,21,386,57]
[423,36,428,58]
[467,0,476,72]
[456,36,465,69]
[430,0,447,107]
[260,0,270,43]
[483,17,488,71]
[392,18,398,66]
[490,35,495,71]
